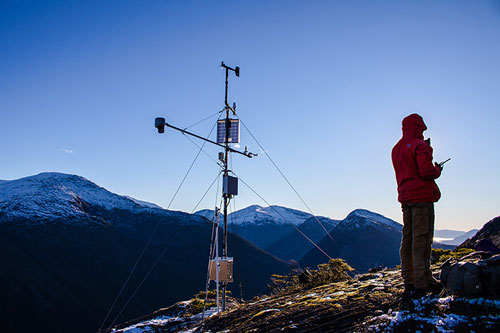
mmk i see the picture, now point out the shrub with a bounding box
[188,290,231,315]
[431,248,476,265]
[269,258,353,295]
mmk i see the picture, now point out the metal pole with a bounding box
[222,67,230,311]
[224,66,229,107]
[215,214,220,313]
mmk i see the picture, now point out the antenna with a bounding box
[154,62,255,313]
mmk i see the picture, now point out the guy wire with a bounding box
[232,172,332,261]
[236,113,339,249]
[102,117,219,331]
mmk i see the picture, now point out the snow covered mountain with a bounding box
[267,215,340,261]
[0,172,166,222]
[435,229,471,239]
[434,229,479,245]
[195,206,406,272]
[229,204,313,225]
[301,209,403,272]
[335,209,402,232]
[195,205,314,250]
[196,204,312,225]
[0,172,289,333]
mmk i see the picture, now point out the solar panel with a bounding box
[217,119,240,143]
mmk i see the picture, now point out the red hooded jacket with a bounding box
[392,114,441,203]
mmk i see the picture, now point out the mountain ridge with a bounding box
[0,172,290,333]
[458,215,500,250]
[195,204,313,225]
[0,172,169,223]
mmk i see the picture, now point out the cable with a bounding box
[102,118,219,332]
[191,171,223,214]
[233,172,332,261]
[106,225,184,331]
[231,193,244,301]
[182,132,223,168]
[166,119,218,209]
[183,110,224,130]
[194,171,223,320]
[236,114,339,249]
[202,203,219,321]
[106,171,221,331]
[202,195,225,322]
[182,113,225,168]
[229,154,243,301]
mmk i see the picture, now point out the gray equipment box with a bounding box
[223,175,238,196]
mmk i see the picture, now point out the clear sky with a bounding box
[1,0,499,231]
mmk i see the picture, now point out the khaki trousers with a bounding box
[400,202,435,290]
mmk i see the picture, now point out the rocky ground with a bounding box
[112,266,500,332]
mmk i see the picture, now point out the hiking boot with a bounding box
[412,288,427,299]
[428,282,443,294]
[399,296,414,310]
[402,284,414,298]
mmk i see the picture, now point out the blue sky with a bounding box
[1,0,499,231]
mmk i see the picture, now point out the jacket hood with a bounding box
[402,113,427,139]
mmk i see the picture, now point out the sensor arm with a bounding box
[164,122,254,158]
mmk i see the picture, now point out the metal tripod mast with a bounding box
[154,62,255,314]
[221,61,237,311]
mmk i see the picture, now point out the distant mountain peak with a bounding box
[0,172,160,222]
[237,205,312,225]
[195,204,312,226]
[344,209,402,230]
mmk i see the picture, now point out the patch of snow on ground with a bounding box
[113,316,183,333]
[190,307,218,321]
[367,310,468,332]
[367,296,500,332]
[457,297,500,308]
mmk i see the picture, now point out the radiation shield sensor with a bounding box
[217,119,240,143]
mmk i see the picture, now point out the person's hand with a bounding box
[435,162,443,171]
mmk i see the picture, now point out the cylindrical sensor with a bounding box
[155,117,166,133]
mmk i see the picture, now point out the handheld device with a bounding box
[438,158,451,167]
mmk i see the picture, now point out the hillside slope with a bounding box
[300,209,402,272]
[112,266,500,332]
[267,216,340,261]
[0,173,289,333]
[458,215,500,250]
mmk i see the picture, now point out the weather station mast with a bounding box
[154,62,256,312]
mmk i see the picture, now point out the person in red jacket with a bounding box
[392,113,443,297]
